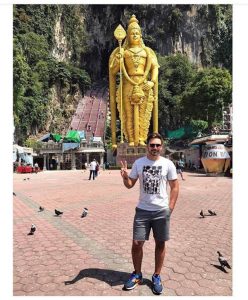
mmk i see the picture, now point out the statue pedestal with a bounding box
[116,143,147,167]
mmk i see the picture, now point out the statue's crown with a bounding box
[128,14,141,32]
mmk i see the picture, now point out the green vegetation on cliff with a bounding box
[13,5,91,143]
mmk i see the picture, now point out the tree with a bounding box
[158,53,196,130]
[182,67,232,128]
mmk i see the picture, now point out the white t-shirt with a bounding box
[129,156,177,211]
[89,161,97,170]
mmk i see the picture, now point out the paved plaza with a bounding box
[13,169,232,296]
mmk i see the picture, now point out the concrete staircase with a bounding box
[70,85,108,143]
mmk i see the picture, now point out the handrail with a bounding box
[76,98,86,131]
[95,96,103,135]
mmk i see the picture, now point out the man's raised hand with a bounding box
[120,160,128,179]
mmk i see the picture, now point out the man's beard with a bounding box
[149,149,160,156]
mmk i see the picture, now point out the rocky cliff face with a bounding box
[80,4,232,79]
[52,13,72,62]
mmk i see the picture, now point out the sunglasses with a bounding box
[149,144,162,148]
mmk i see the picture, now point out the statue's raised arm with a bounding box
[109,15,159,148]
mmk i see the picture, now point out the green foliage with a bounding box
[196,5,232,72]
[212,5,232,72]
[68,65,91,93]
[24,138,42,150]
[189,119,209,134]
[168,6,183,39]
[157,54,232,134]
[17,32,49,65]
[158,54,196,129]
[104,122,112,142]
[181,67,232,127]
[14,5,58,45]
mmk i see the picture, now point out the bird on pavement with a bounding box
[13,192,16,196]
[39,206,45,212]
[208,209,217,216]
[200,210,205,218]
[217,251,231,269]
[81,208,88,218]
[28,224,36,235]
[55,209,63,216]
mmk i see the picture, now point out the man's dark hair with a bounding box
[146,132,163,144]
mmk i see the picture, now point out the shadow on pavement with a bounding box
[64,268,152,289]
[211,264,228,273]
[187,174,207,177]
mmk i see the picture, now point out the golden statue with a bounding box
[109,15,159,149]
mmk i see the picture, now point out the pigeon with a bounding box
[200,210,205,218]
[23,178,26,181]
[208,209,217,216]
[81,208,88,218]
[217,251,231,269]
[55,209,63,216]
[39,206,45,212]
[27,177,30,180]
[28,224,36,235]
[13,192,16,196]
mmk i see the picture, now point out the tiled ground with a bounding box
[13,169,232,296]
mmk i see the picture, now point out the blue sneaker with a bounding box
[124,271,143,290]
[152,274,163,295]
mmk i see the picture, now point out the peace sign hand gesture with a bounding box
[120,160,129,179]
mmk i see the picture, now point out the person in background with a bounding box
[95,161,100,177]
[34,162,39,174]
[89,159,96,180]
[176,159,185,180]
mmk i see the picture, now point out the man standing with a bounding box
[120,133,179,295]
[176,158,185,180]
[88,159,96,180]
[34,162,39,173]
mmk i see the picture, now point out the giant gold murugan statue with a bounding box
[109,15,159,149]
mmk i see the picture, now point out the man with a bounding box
[88,159,96,180]
[34,162,39,174]
[120,132,179,295]
[176,158,185,180]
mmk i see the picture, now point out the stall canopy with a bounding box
[164,126,195,139]
[62,142,80,152]
[13,144,34,165]
[51,133,62,142]
[78,130,86,140]
[63,130,81,143]
[13,144,23,162]
[38,133,51,142]
[39,130,85,144]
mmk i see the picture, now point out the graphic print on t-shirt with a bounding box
[142,165,162,194]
